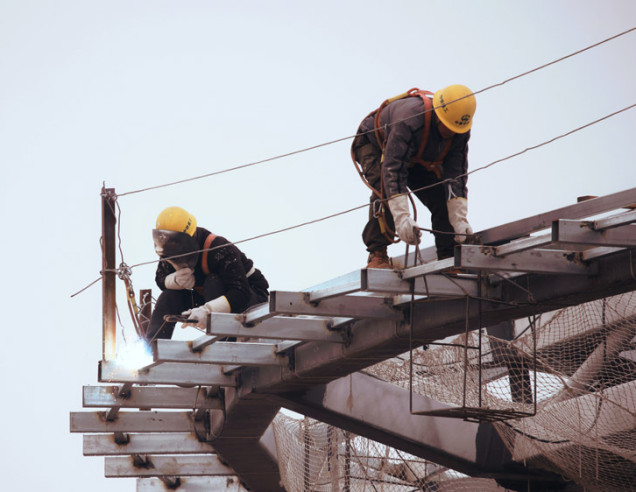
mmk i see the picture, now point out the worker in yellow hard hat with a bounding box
[144,206,270,341]
[351,84,476,268]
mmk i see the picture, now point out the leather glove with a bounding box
[164,267,195,290]
[447,198,473,243]
[388,194,422,245]
[182,296,231,330]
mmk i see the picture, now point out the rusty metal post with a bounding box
[102,186,117,360]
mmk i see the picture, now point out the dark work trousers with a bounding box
[354,142,456,260]
[144,274,267,342]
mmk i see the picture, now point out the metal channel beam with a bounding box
[242,248,636,396]
[71,411,196,433]
[305,270,364,301]
[206,313,346,343]
[269,290,403,319]
[457,245,598,275]
[83,386,222,410]
[553,219,636,247]
[478,186,636,244]
[362,268,479,297]
[83,433,216,456]
[399,258,455,280]
[593,209,636,230]
[494,234,552,257]
[99,360,237,387]
[138,477,246,491]
[152,340,288,367]
[105,455,234,478]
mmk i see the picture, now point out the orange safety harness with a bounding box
[193,232,217,296]
[351,88,452,242]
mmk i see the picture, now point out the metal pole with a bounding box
[102,186,117,360]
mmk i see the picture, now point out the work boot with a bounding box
[366,249,392,269]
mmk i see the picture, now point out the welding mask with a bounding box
[152,229,199,270]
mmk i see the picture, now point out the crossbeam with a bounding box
[104,455,234,478]
[99,360,237,387]
[456,245,598,275]
[83,386,222,410]
[363,268,479,297]
[478,186,636,244]
[138,477,245,491]
[240,291,403,325]
[152,340,289,367]
[83,433,216,456]
[206,313,346,343]
[70,411,197,433]
[553,219,636,248]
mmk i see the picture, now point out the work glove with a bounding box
[447,197,473,243]
[164,267,195,290]
[182,296,231,330]
[388,194,422,245]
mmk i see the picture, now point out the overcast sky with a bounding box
[1,1,635,490]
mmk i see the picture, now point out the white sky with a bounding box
[1,1,635,490]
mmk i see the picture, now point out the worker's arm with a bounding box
[443,133,473,242]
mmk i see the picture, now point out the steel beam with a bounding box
[152,340,288,367]
[305,270,364,301]
[269,290,403,319]
[553,219,636,247]
[206,313,346,343]
[70,411,196,433]
[99,360,237,387]
[478,186,636,244]
[137,477,246,491]
[274,372,481,474]
[83,386,222,410]
[593,209,636,230]
[83,433,216,456]
[105,455,234,478]
[399,258,455,280]
[456,245,598,275]
[362,268,479,297]
[494,234,552,256]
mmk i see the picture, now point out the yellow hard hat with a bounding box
[156,206,197,237]
[433,84,476,134]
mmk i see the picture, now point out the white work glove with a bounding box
[388,194,422,245]
[182,296,231,330]
[164,267,195,290]
[447,197,473,243]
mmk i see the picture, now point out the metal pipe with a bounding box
[102,186,117,360]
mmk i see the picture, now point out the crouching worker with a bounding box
[144,206,269,342]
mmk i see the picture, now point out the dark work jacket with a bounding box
[357,96,470,200]
[155,227,269,312]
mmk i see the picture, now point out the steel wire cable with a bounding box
[115,25,636,198]
[70,100,636,297]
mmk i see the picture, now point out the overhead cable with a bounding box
[116,25,636,197]
[104,102,636,278]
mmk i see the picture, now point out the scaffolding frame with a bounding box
[70,186,636,491]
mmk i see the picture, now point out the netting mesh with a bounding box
[271,413,510,492]
[361,292,636,491]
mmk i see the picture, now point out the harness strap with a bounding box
[408,90,452,179]
[201,232,217,276]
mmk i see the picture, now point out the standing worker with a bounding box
[144,206,269,341]
[351,85,476,268]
